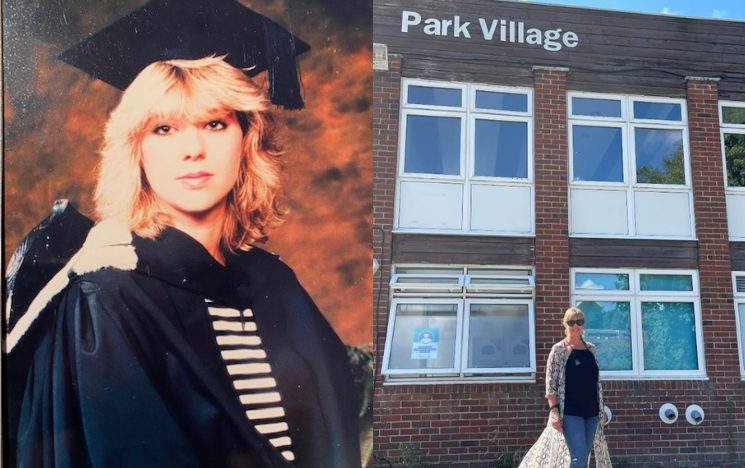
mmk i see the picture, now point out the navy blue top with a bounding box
[564,348,600,418]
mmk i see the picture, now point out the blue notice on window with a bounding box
[412,328,439,359]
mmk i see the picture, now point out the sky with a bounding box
[520,0,745,21]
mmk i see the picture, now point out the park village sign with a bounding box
[401,10,580,51]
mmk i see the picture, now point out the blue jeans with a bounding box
[563,414,599,468]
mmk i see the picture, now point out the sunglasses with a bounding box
[565,320,585,327]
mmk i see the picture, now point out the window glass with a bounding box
[475,91,528,112]
[639,274,693,291]
[579,301,632,371]
[572,126,624,182]
[408,86,462,107]
[722,106,745,125]
[387,303,458,371]
[572,97,622,118]
[393,276,461,286]
[641,302,698,371]
[633,101,682,121]
[466,304,530,369]
[723,133,745,188]
[575,273,630,291]
[635,129,685,185]
[474,120,528,178]
[404,115,461,175]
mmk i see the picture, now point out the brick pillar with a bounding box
[686,77,738,378]
[532,66,571,366]
[372,53,401,466]
[372,54,400,378]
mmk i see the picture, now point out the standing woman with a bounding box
[4,1,361,467]
[518,308,612,468]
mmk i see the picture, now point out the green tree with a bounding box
[724,133,745,187]
[636,139,685,184]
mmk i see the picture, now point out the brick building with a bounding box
[373,1,745,466]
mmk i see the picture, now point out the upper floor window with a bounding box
[734,272,745,378]
[396,80,534,235]
[719,102,745,239]
[571,268,705,379]
[568,93,693,239]
[381,266,536,382]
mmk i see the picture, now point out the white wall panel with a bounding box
[570,189,628,235]
[398,181,463,230]
[470,185,532,233]
[727,193,745,238]
[635,191,692,237]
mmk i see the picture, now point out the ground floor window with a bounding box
[571,268,705,379]
[381,266,535,382]
[734,272,745,378]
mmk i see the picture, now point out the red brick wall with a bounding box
[532,67,571,363]
[371,65,745,467]
[372,55,399,382]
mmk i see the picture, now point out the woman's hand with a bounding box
[549,410,562,433]
[601,411,608,426]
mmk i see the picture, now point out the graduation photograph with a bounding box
[2,0,372,467]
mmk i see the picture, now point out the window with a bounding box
[382,266,536,382]
[568,93,693,238]
[734,272,745,378]
[571,269,705,379]
[719,102,745,239]
[397,80,534,235]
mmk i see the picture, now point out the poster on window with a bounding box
[411,328,439,359]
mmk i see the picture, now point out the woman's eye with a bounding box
[153,125,172,135]
[207,120,227,130]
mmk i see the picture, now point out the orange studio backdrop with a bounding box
[2,0,373,348]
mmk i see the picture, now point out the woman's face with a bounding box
[140,111,243,226]
[564,316,585,340]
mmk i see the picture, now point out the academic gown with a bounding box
[6,223,361,468]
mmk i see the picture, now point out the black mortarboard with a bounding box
[57,0,310,109]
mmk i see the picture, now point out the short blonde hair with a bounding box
[95,56,284,251]
[563,307,585,324]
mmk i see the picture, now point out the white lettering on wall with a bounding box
[401,10,580,51]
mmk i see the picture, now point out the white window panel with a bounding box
[383,265,536,382]
[403,80,467,111]
[461,300,535,374]
[470,184,532,233]
[398,181,463,230]
[389,274,464,295]
[634,191,693,237]
[572,268,705,379]
[719,102,745,240]
[465,273,534,296]
[400,109,466,179]
[569,92,693,240]
[733,272,745,378]
[570,188,629,235]
[396,79,533,236]
[382,299,463,376]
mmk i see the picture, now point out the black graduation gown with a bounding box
[8,227,361,468]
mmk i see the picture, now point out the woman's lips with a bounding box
[178,172,213,188]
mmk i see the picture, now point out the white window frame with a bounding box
[719,101,745,192]
[571,268,706,380]
[395,79,534,235]
[733,272,745,379]
[719,101,745,241]
[381,265,536,383]
[381,297,464,377]
[568,92,694,239]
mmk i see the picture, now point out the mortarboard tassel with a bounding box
[262,17,304,110]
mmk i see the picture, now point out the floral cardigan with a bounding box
[518,340,612,468]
